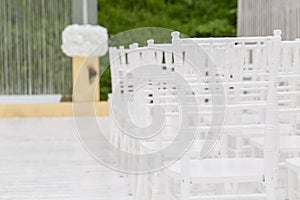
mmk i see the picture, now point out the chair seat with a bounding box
[165,158,264,183]
[227,124,291,138]
[250,136,300,153]
[286,158,300,172]
[142,140,220,157]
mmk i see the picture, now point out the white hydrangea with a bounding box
[61,24,108,57]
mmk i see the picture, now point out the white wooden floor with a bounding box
[0,117,130,200]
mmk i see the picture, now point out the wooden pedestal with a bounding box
[72,56,100,102]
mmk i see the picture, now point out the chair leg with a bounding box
[220,133,228,158]
[265,175,276,200]
[251,146,256,157]
[144,174,150,200]
[180,179,189,200]
[287,168,295,200]
[165,175,171,200]
[134,174,145,200]
[151,172,161,200]
[232,183,239,194]
[179,152,190,200]
[236,136,243,158]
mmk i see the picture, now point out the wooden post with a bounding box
[72,56,99,102]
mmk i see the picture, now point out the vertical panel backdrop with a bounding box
[0,0,98,101]
[238,0,300,40]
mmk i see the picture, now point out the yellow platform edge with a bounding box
[0,101,109,118]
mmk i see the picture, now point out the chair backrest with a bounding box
[109,30,281,161]
[109,43,181,154]
[278,40,300,136]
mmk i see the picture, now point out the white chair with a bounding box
[249,39,300,198]
[109,31,282,199]
[109,42,186,198]
[109,44,147,195]
[163,30,281,200]
[169,33,275,158]
[139,40,224,200]
[110,40,224,200]
[286,158,300,200]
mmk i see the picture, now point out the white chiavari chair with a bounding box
[248,39,300,198]
[139,40,224,200]
[109,42,185,198]
[162,30,281,200]
[109,44,147,196]
[173,34,275,158]
[284,39,300,200]
[286,158,300,200]
[109,31,282,199]
[110,40,224,200]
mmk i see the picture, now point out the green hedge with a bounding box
[98,0,237,100]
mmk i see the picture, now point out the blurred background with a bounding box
[1,0,299,101]
[0,0,237,102]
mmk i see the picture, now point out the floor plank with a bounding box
[0,117,130,200]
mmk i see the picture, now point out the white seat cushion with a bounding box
[165,158,264,183]
[142,140,220,157]
[250,136,300,153]
[286,157,300,172]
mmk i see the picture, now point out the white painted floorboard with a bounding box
[0,117,130,200]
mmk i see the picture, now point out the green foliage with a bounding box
[98,0,237,100]
[98,0,237,37]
